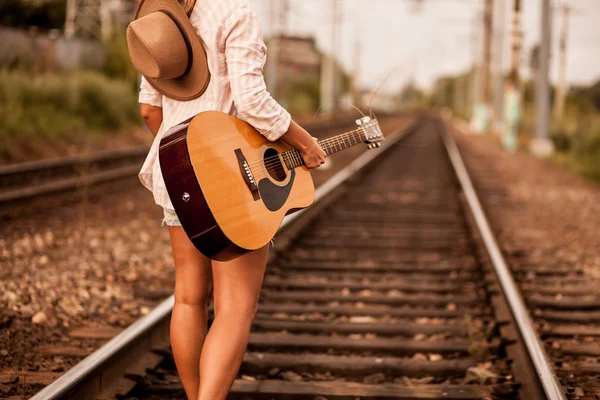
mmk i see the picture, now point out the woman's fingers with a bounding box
[299,138,327,169]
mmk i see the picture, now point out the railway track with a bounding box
[450,125,600,400]
[28,117,568,400]
[0,115,365,206]
[0,147,148,204]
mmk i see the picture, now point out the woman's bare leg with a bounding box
[197,245,269,400]
[168,226,213,400]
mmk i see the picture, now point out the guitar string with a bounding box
[249,135,362,172]
[241,128,364,181]
[244,126,376,169]
[251,133,367,173]
[249,130,370,180]
[245,125,371,167]
[244,129,366,169]
[243,125,382,182]
[250,161,287,179]
[252,167,285,180]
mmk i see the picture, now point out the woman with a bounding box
[129,0,326,398]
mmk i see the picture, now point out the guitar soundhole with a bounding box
[263,148,287,182]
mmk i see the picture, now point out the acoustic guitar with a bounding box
[159,111,384,261]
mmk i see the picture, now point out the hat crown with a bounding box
[127,12,190,80]
[126,0,210,101]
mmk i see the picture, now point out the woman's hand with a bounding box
[299,137,327,169]
[279,121,327,169]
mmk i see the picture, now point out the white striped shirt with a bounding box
[138,0,291,211]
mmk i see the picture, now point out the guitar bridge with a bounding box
[234,149,260,201]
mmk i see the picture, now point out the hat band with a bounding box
[157,9,194,78]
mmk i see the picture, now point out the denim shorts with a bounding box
[162,207,182,227]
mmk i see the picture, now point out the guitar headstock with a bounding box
[356,116,385,149]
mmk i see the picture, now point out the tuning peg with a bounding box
[362,116,371,123]
[375,142,381,148]
[355,119,363,126]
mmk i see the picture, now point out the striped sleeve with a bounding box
[138,76,163,108]
[224,6,291,141]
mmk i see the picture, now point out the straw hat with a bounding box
[127,0,210,101]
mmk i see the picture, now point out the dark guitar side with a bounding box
[159,125,248,261]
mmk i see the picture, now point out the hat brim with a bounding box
[135,0,210,101]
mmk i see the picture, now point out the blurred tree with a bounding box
[429,76,456,109]
[395,81,424,108]
[580,80,600,112]
[286,76,320,116]
[103,31,138,91]
[0,0,65,31]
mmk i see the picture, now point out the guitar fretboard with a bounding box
[282,129,366,169]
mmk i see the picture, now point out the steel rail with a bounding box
[0,117,367,205]
[438,119,566,400]
[0,115,364,178]
[0,146,148,177]
[30,118,420,400]
[0,165,141,203]
[29,298,173,400]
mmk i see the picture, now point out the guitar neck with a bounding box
[282,128,365,169]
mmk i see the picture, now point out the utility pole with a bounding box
[334,0,343,109]
[553,1,570,120]
[492,0,506,132]
[470,1,493,134]
[267,0,281,100]
[63,0,116,41]
[509,0,522,81]
[65,0,77,38]
[99,0,112,40]
[320,0,338,114]
[531,0,555,157]
[351,32,362,109]
[500,0,523,152]
[482,0,494,108]
[453,73,461,116]
[469,7,485,133]
[467,11,480,122]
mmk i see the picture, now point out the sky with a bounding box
[249,0,600,93]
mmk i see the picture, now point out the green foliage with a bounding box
[577,80,600,112]
[287,76,321,116]
[426,68,600,183]
[425,72,472,118]
[551,108,600,182]
[550,79,600,181]
[103,32,139,92]
[564,117,600,182]
[395,82,425,108]
[464,313,492,362]
[0,70,140,142]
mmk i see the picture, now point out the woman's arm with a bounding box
[139,76,163,137]
[224,7,325,168]
[140,104,163,137]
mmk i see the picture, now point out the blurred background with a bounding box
[0,0,599,180]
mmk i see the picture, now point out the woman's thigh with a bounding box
[211,245,269,315]
[168,226,213,305]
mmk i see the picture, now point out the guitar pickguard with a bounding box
[258,169,296,212]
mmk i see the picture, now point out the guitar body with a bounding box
[159,111,315,261]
